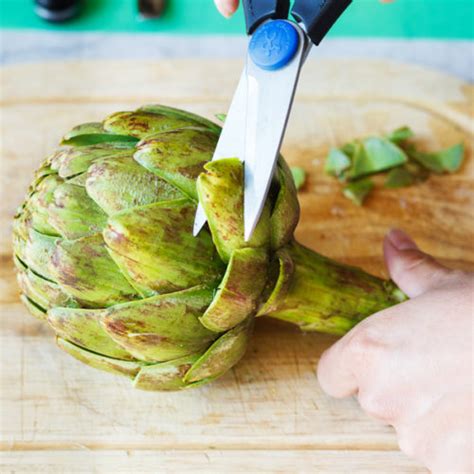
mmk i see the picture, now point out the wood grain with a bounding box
[1,58,473,473]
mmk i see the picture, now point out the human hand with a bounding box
[214,0,395,18]
[317,229,473,473]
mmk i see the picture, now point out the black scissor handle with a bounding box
[242,0,290,34]
[292,0,352,45]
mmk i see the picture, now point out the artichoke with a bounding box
[13,105,405,391]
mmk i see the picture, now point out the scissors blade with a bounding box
[193,68,248,236]
[243,25,307,241]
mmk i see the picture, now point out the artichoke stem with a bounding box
[264,241,406,335]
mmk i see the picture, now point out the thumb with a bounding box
[383,229,452,298]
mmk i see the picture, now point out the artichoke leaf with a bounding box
[86,154,183,215]
[50,233,138,308]
[139,104,222,134]
[26,174,63,236]
[61,122,139,147]
[200,247,268,332]
[48,307,134,360]
[48,183,108,239]
[101,286,216,362]
[270,160,300,250]
[290,166,306,190]
[133,353,201,391]
[56,338,142,378]
[134,127,218,201]
[50,145,135,179]
[184,319,252,384]
[385,126,414,144]
[104,199,224,294]
[325,148,351,177]
[257,247,294,316]
[384,166,416,188]
[20,295,47,320]
[17,265,78,310]
[348,137,407,179]
[104,111,202,139]
[18,228,58,282]
[197,158,271,263]
[410,143,465,174]
[342,178,374,206]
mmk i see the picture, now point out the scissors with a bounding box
[194,0,352,240]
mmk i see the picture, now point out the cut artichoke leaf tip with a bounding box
[324,127,465,206]
[14,105,408,391]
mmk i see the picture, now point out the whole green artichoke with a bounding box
[13,105,405,391]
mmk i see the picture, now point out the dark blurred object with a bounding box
[138,0,167,18]
[34,0,81,22]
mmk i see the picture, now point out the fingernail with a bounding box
[217,5,234,17]
[387,228,418,251]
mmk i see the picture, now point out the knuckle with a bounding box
[357,390,397,421]
[346,323,386,361]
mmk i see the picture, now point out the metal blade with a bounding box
[193,68,248,236]
[243,24,308,241]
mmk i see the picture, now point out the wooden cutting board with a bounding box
[1,59,472,473]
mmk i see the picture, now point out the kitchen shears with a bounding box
[194,0,352,240]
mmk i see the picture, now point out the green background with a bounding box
[1,0,473,38]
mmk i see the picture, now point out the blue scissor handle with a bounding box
[248,20,299,71]
[243,0,352,46]
[292,0,352,45]
[242,0,290,34]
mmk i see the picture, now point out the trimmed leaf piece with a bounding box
[48,183,108,239]
[325,148,351,177]
[134,354,201,391]
[139,104,222,134]
[384,166,416,188]
[341,142,356,158]
[50,233,138,307]
[197,158,271,263]
[200,248,268,332]
[386,126,414,144]
[184,319,252,383]
[102,286,216,362]
[342,178,374,206]
[290,167,306,190]
[104,199,224,294]
[86,154,183,215]
[271,160,300,250]
[134,128,218,200]
[411,143,465,174]
[48,307,133,360]
[57,338,142,378]
[348,138,407,179]
[215,113,227,123]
